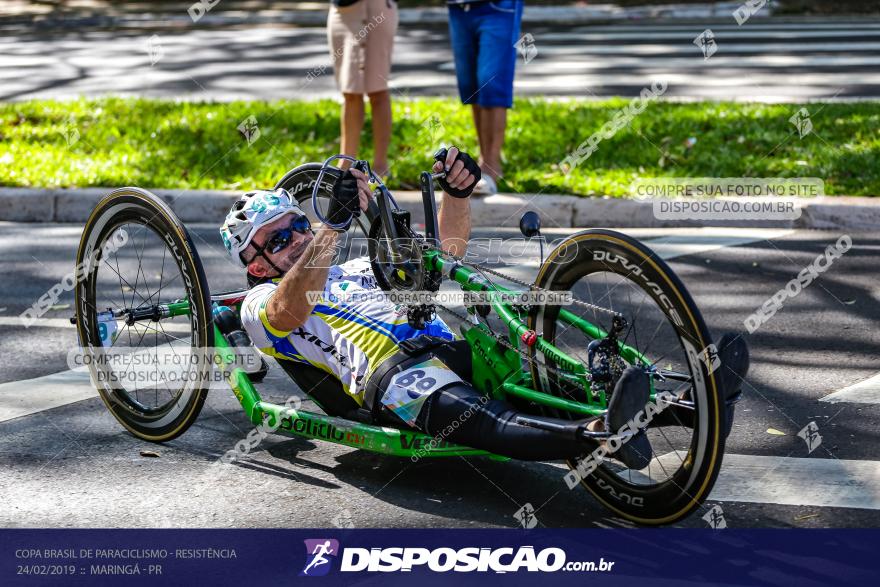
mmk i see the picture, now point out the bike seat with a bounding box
[274,359,361,420]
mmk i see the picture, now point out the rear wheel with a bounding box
[74,188,212,442]
[529,229,724,525]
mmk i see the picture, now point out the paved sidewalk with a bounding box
[2,187,878,230]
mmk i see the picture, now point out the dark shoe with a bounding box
[715,333,750,438]
[605,366,653,470]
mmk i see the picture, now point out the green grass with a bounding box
[1,97,878,196]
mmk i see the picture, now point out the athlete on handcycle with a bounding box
[219,147,748,469]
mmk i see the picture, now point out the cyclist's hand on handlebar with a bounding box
[328,168,369,231]
[433,146,481,199]
[349,167,372,213]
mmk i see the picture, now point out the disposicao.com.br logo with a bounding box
[300,539,339,576]
[300,540,615,575]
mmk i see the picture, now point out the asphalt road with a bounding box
[1,220,878,529]
[2,19,879,101]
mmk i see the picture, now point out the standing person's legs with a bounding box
[367,90,391,175]
[341,93,366,162]
[471,0,523,187]
[363,0,398,176]
[329,0,369,166]
[470,105,488,172]
[472,106,506,181]
[449,3,481,153]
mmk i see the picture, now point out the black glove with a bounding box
[434,148,481,199]
[327,169,361,230]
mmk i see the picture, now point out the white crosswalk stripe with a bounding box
[706,454,880,510]
[0,367,95,422]
[820,373,880,405]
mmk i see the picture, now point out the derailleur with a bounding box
[587,314,629,392]
[406,253,442,329]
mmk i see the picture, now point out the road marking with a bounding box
[478,228,792,273]
[644,228,793,261]
[0,343,205,423]
[708,454,880,510]
[820,373,880,404]
[541,29,880,42]
[0,317,73,329]
[0,368,96,423]
[555,452,880,511]
[644,452,880,510]
[0,316,194,332]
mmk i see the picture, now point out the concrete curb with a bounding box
[1,187,878,230]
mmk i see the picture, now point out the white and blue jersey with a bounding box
[240,258,454,405]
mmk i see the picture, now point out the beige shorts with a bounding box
[327,0,399,95]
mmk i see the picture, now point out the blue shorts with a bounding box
[448,1,524,108]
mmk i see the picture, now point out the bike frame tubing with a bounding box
[424,251,650,369]
[211,322,500,459]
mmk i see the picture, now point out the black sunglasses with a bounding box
[244,214,311,265]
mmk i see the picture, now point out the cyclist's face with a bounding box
[246,214,313,277]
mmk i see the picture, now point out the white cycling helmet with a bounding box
[220,188,306,268]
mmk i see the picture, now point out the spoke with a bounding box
[115,323,148,396]
[656,426,686,466]
[149,271,182,303]
[129,223,148,310]
[641,317,667,359]
[584,276,600,331]
[621,283,650,364]
[137,321,189,344]
[652,446,673,480]
[103,257,149,307]
[147,240,169,306]
[605,271,614,314]
[112,239,130,311]
[133,224,155,309]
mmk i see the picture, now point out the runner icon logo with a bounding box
[513,503,539,529]
[300,539,340,577]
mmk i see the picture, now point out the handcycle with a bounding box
[72,155,733,525]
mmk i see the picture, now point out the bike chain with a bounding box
[427,246,623,319]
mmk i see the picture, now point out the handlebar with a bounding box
[311,154,407,230]
[310,153,443,234]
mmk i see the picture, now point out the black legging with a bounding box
[410,383,595,461]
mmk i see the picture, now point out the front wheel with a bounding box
[529,229,724,525]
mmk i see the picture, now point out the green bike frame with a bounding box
[169,245,654,460]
